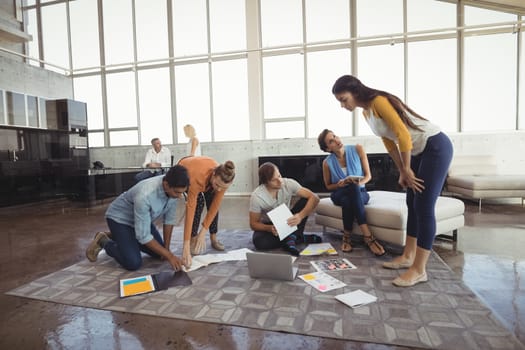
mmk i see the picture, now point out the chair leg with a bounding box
[478,199,482,213]
[436,229,458,242]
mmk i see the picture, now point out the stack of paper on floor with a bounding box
[335,290,377,308]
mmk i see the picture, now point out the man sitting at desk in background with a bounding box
[135,137,172,183]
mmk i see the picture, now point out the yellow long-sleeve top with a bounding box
[178,156,226,242]
[366,96,440,156]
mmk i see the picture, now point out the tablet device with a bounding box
[344,175,364,182]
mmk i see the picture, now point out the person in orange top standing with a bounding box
[178,156,235,267]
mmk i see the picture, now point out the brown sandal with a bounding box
[364,234,386,256]
[341,232,353,252]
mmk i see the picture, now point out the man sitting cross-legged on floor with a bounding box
[85,165,190,271]
[249,162,322,256]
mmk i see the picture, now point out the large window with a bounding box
[175,63,211,143]
[24,0,524,146]
[172,0,208,57]
[306,49,352,138]
[209,0,246,53]
[407,0,456,32]
[263,54,305,138]
[106,72,137,129]
[74,76,103,130]
[263,54,304,119]
[41,3,69,72]
[305,0,350,43]
[27,95,38,127]
[407,39,457,132]
[464,5,517,26]
[25,8,40,67]
[463,33,517,131]
[110,130,138,146]
[70,0,100,70]
[211,59,250,141]
[260,0,302,48]
[138,68,172,145]
[357,44,404,135]
[357,0,403,38]
[135,0,168,63]
[103,0,134,66]
[6,92,26,126]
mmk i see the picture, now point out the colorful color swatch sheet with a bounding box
[120,275,156,298]
[298,271,346,292]
[310,258,356,272]
[300,243,338,256]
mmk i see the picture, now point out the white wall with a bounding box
[90,131,525,195]
[0,54,73,99]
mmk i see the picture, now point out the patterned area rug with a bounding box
[6,229,524,349]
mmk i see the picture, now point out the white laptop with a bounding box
[246,251,298,281]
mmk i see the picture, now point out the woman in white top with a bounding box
[332,75,453,288]
[183,124,201,156]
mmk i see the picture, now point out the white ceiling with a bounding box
[469,0,525,14]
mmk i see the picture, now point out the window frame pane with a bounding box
[407,38,457,132]
[106,71,138,129]
[103,0,134,66]
[175,63,212,143]
[463,32,517,131]
[138,67,173,145]
[260,0,302,48]
[70,0,100,69]
[135,0,168,62]
[263,54,305,119]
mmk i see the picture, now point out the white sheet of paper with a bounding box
[183,248,255,272]
[266,203,297,241]
[335,289,377,308]
[220,248,252,261]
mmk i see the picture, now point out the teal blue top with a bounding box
[325,145,364,188]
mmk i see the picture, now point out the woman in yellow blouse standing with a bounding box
[332,75,453,287]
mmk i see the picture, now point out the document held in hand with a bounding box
[267,203,297,241]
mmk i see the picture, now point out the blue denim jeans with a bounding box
[406,132,453,250]
[330,184,369,230]
[104,218,164,271]
[134,169,163,183]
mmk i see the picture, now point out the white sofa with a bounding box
[445,155,525,211]
[315,191,465,250]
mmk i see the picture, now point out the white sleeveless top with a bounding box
[366,109,440,156]
[186,138,202,156]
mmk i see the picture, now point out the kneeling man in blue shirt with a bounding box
[86,165,189,271]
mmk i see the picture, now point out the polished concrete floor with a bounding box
[0,196,524,350]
